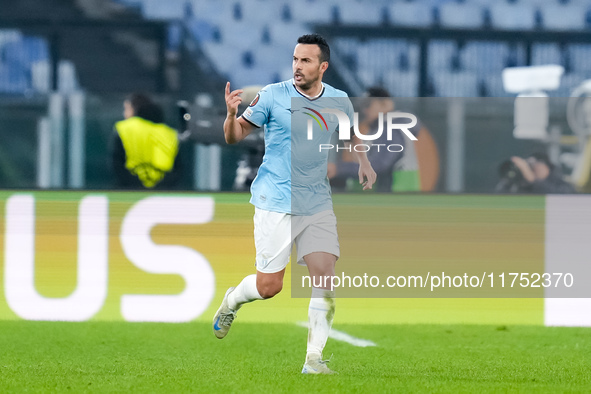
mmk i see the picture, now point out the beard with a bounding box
[294,73,319,91]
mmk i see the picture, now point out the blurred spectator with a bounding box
[328,87,421,192]
[110,93,183,189]
[496,152,576,194]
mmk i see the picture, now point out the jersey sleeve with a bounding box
[344,97,355,125]
[334,96,355,135]
[240,86,273,128]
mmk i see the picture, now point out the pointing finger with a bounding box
[230,89,244,98]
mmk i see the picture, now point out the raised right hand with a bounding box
[225,81,243,118]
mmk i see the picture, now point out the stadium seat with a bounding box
[355,39,417,74]
[398,47,419,71]
[231,2,244,20]
[200,23,305,83]
[335,2,386,25]
[200,41,241,74]
[217,22,265,46]
[187,18,218,42]
[112,0,143,8]
[428,41,457,71]
[0,62,30,94]
[0,29,22,48]
[489,3,536,30]
[142,0,189,20]
[531,43,563,66]
[239,0,293,24]
[567,0,591,7]
[231,66,276,88]
[541,4,586,30]
[242,50,254,68]
[335,37,363,72]
[255,44,294,71]
[290,1,338,25]
[505,44,526,68]
[0,32,74,95]
[517,0,556,6]
[389,2,434,27]
[383,70,419,97]
[467,0,500,5]
[438,2,485,29]
[568,44,591,73]
[189,0,233,24]
[357,68,379,87]
[279,65,293,82]
[459,42,511,73]
[266,23,308,46]
[2,37,49,69]
[432,71,479,97]
[334,37,360,58]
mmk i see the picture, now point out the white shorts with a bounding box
[253,208,340,274]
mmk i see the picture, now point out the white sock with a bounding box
[306,287,335,358]
[227,274,263,311]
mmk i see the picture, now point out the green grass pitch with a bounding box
[0,321,589,392]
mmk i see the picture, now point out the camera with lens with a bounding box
[495,159,531,193]
[177,91,265,191]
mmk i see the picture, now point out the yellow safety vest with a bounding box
[115,117,179,188]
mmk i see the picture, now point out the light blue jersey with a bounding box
[241,79,353,215]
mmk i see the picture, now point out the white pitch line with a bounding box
[296,322,377,347]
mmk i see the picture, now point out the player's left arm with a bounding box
[351,133,377,190]
[343,97,376,190]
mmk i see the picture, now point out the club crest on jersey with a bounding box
[249,93,260,107]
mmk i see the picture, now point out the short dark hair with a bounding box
[126,92,164,124]
[297,34,330,63]
[365,86,391,98]
[359,86,393,112]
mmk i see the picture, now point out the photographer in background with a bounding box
[496,152,576,194]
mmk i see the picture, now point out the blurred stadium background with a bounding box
[3,0,591,192]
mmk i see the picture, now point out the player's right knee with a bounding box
[257,280,283,299]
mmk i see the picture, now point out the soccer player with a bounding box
[213,34,376,374]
